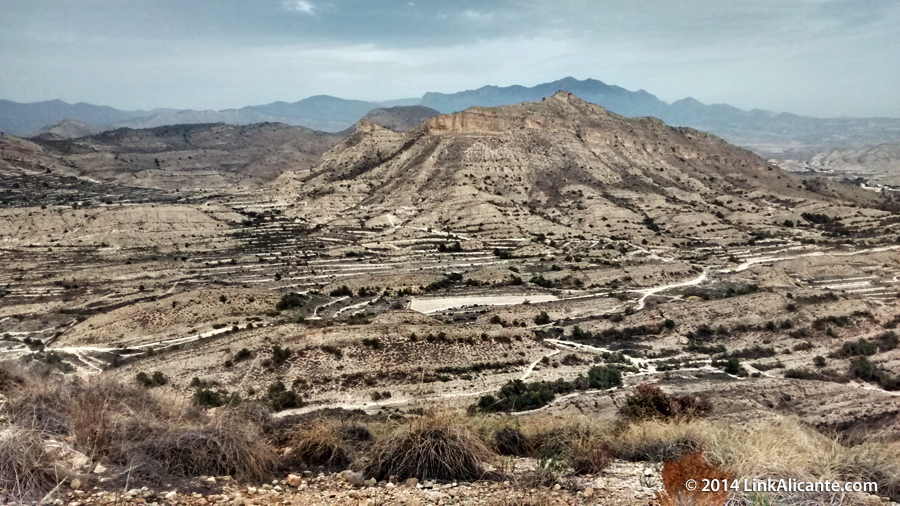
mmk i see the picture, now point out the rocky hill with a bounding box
[31,118,108,139]
[29,122,345,190]
[359,105,440,132]
[275,91,884,242]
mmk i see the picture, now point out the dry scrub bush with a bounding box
[512,416,614,475]
[0,425,62,503]
[571,442,613,475]
[620,383,712,421]
[493,428,533,457]
[611,418,708,462]
[134,418,277,481]
[657,451,733,506]
[1,366,277,484]
[340,423,373,442]
[364,413,494,481]
[704,419,900,503]
[283,420,350,468]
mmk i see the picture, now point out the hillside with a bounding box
[31,118,108,139]
[29,122,345,190]
[276,91,885,243]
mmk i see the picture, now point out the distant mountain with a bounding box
[1,96,423,136]
[4,77,899,154]
[422,78,900,156]
[421,76,668,118]
[0,99,152,137]
[31,118,108,139]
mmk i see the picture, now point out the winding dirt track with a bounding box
[5,244,898,413]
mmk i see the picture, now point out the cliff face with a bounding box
[273,92,884,241]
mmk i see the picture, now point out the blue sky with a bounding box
[1,0,898,117]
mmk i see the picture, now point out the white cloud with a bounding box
[461,10,492,21]
[284,1,314,14]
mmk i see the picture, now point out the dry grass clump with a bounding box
[596,416,899,503]
[827,439,900,501]
[571,442,613,475]
[493,428,533,457]
[0,367,25,391]
[704,419,900,503]
[340,423,373,442]
[284,420,350,468]
[134,418,278,481]
[0,425,61,503]
[364,413,494,481]
[4,377,72,434]
[520,417,614,475]
[0,365,278,486]
[610,418,708,462]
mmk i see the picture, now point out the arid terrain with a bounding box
[2,93,900,506]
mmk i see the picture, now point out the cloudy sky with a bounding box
[2,0,898,117]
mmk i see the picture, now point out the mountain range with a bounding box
[3,77,899,157]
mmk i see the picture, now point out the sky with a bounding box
[1,0,898,118]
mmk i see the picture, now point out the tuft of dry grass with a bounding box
[1,365,278,485]
[571,442,613,475]
[284,420,350,468]
[364,413,495,481]
[0,425,61,503]
[493,428,533,457]
[134,416,278,481]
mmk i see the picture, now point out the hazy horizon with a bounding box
[2,0,898,119]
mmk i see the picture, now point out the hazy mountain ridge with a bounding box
[424,78,900,156]
[5,77,900,155]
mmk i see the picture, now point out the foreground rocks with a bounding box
[42,460,664,506]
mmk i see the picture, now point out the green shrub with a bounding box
[723,357,743,375]
[361,338,382,349]
[276,292,306,311]
[265,381,302,411]
[330,285,353,297]
[136,371,167,388]
[833,339,878,358]
[472,366,622,413]
[194,388,225,407]
[271,345,292,366]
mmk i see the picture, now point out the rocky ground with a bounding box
[49,461,666,506]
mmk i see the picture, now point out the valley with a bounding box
[2,92,899,505]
